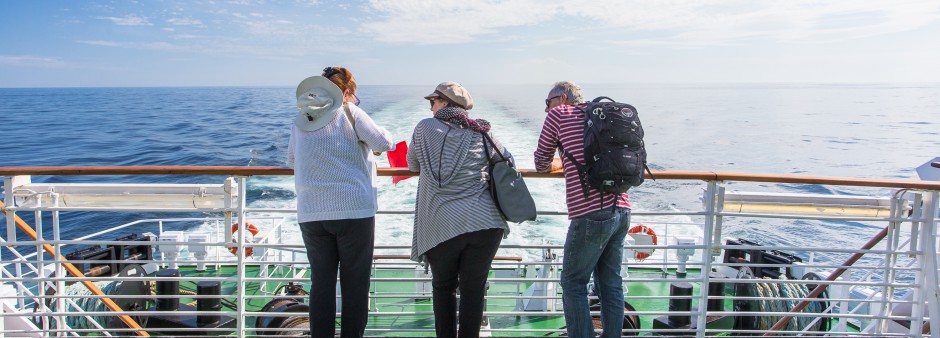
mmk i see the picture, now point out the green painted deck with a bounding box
[159,264,756,336]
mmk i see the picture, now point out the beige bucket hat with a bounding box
[295,76,343,132]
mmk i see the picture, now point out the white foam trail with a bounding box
[245,98,703,261]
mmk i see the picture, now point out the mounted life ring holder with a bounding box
[229,223,259,257]
[627,224,657,260]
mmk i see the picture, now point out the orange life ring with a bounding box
[627,224,657,260]
[229,223,259,257]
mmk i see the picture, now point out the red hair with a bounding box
[322,66,357,95]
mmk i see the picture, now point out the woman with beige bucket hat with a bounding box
[407,81,513,338]
[287,66,394,338]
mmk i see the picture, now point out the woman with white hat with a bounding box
[287,66,394,338]
[406,82,512,338]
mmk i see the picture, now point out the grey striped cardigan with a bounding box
[407,118,510,262]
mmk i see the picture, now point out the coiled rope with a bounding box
[752,277,827,333]
[58,280,124,330]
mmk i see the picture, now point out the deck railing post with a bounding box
[224,177,236,245]
[871,194,905,334]
[918,191,939,338]
[697,181,719,338]
[711,186,726,257]
[908,192,928,336]
[4,176,15,243]
[236,175,248,338]
[34,205,50,334]
[910,193,923,258]
[52,201,68,336]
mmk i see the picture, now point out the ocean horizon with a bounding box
[2,83,939,260]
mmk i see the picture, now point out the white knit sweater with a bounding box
[288,104,394,222]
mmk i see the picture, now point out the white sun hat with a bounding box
[295,75,343,132]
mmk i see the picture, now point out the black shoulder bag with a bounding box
[480,132,537,223]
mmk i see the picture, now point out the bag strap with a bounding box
[343,103,356,130]
[477,131,503,211]
[344,103,383,156]
[344,103,364,146]
[479,132,509,165]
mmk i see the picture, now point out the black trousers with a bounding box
[424,228,504,338]
[299,217,375,338]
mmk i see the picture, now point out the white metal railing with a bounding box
[1,169,939,337]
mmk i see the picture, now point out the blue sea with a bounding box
[2,83,939,259]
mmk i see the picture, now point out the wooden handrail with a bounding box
[0,200,150,336]
[1,166,940,190]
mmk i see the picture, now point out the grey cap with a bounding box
[424,81,473,110]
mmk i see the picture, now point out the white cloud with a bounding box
[567,0,940,45]
[362,0,557,44]
[97,14,152,26]
[167,17,204,26]
[243,19,350,42]
[78,40,121,47]
[362,0,940,46]
[77,40,183,51]
[173,34,203,40]
[0,55,65,67]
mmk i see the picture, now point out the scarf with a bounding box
[433,106,491,133]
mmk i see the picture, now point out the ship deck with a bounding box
[2,166,938,337]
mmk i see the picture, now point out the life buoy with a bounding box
[229,223,259,257]
[627,224,657,260]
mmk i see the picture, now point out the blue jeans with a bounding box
[561,207,630,338]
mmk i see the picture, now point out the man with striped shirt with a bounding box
[534,81,631,338]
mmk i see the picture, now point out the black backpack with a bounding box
[558,96,653,198]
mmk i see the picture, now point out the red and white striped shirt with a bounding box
[534,104,630,219]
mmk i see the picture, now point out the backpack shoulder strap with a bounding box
[556,141,591,199]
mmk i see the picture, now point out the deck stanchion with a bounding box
[0,200,151,337]
[697,181,719,337]
[910,193,923,259]
[52,199,68,336]
[236,175,248,338]
[4,177,15,243]
[871,194,905,333]
[919,191,939,338]
[34,207,50,333]
[711,186,726,256]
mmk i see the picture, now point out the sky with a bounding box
[1,0,939,87]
